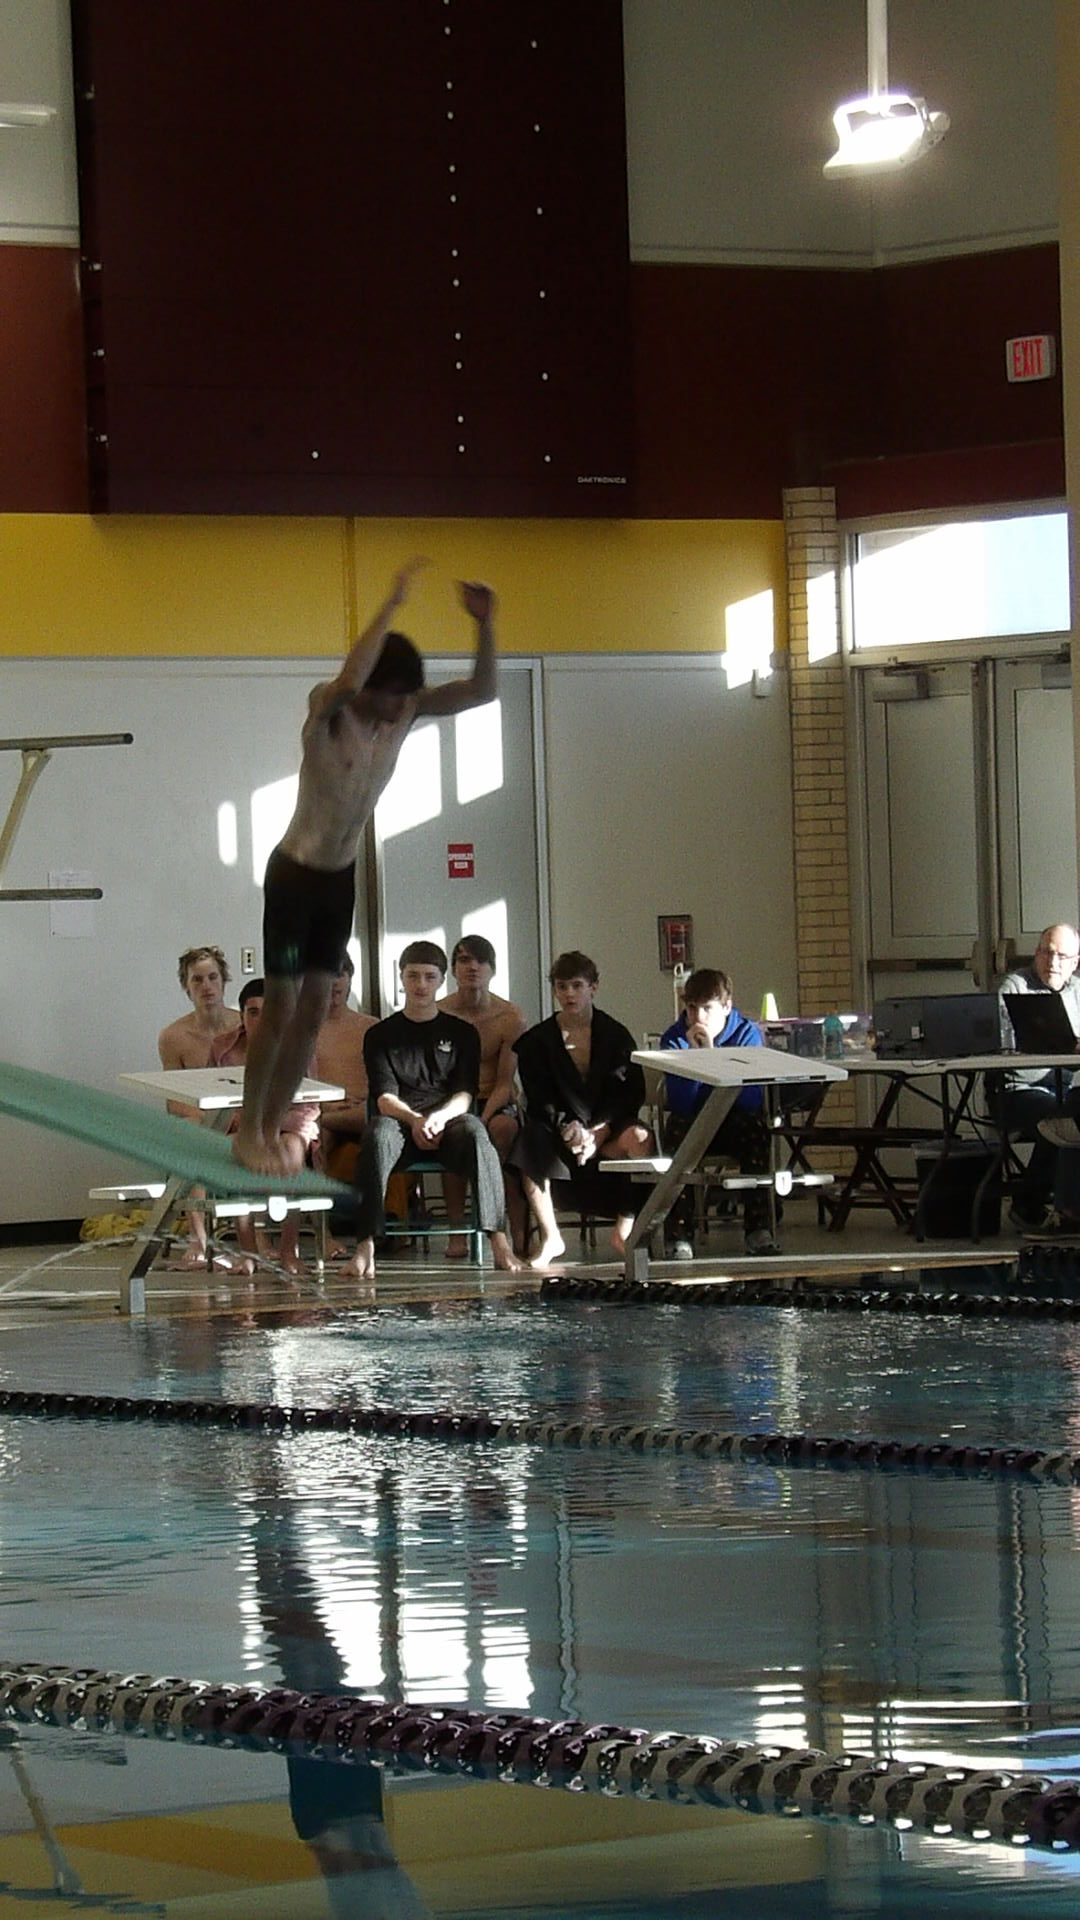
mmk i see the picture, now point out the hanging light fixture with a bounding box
[0,104,56,129]
[824,0,948,179]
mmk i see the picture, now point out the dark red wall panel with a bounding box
[632,246,1063,519]
[0,246,87,513]
[72,0,633,516]
[874,247,1062,460]
[632,262,881,518]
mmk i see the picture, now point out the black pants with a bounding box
[1002,1084,1065,1219]
[665,1105,772,1235]
[353,1112,506,1240]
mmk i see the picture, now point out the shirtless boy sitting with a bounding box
[234,559,501,1174]
[439,934,527,1255]
[158,945,238,1081]
[314,952,377,1182]
[157,943,239,1267]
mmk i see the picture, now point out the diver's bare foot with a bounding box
[340,1238,376,1281]
[231,1132,291,1177]
[444,1234,469,1260]
[490,1230,523,1272]
[529,1233,567,1270]
[281,1249,306,1276]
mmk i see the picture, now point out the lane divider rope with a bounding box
[0,1386,1076,1483]
[1,1663,1077,1854]
[542,1274,1080,1315]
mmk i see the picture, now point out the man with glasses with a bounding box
[998,924,1080,1230]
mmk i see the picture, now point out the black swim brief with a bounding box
[262,845,355,978]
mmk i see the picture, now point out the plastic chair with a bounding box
[377,1152,484,1264]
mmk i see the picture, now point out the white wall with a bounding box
[0,0,78,243]
[0,658,330,1222]
[624,0,1057,266]
[541,656,798,1044]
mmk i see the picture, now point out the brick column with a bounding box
[784,485,856,1144]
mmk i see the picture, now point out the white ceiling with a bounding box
[0,0,1059,265]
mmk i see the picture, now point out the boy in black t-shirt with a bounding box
[342,941,520,1279]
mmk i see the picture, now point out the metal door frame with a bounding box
[841,510,1073,994]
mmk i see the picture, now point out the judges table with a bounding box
[784,1051,1079,1238]
[611,1047,849,1281]
[113,1068,345,1313]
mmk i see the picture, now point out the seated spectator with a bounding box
[511,950,651,1267]
[341,941,520,1281]
[998,923,1080,1230]
[439,933,527,1256]
[158,943,240,1094]
[157,943,239,1270]
[314,953,377,1182]
[212,978,319,1274]
[1025,1132,1080,1242]
[660,967,778,1257]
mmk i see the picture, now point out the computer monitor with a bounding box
[920,992,1003,1059]
[872,995,926,1059]
[873,992,1003,1059]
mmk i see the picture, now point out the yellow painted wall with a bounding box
[0,514,784,658]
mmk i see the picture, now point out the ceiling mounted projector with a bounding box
[825,0,948,179]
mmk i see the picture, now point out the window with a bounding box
[849,509,1070,652]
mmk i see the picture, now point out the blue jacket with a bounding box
[660,1007,764,1116]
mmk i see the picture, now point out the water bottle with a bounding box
[823,1011,844,1060]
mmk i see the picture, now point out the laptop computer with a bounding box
[1002,991,1079,1054]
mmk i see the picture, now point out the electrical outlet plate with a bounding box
[240,946,256,974]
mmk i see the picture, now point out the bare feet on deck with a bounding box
[445,1233,470,1260]
[166,1247,233,1273]
[528,1233,567,1271]
[489,1230,523,1273]
[610,1218,634,1256]
[340,1237,376,1281]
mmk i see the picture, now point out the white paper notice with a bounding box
[48,870,96,938]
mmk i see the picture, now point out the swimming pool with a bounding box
[1,1294,1080,1913]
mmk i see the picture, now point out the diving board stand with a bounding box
[0,733,132,901]
[0,1061,348,1318]
[115,1068,346,1315]
[615,1048,849,1281]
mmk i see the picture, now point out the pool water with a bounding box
[0,1297,1078,1914]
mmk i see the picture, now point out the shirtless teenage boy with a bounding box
[314,953,377,1182]
[439,934,527,1256]
[157,944,239,1267]
[211,979,318,1274]
[234,560,500,1174]
[158,945,238,1079]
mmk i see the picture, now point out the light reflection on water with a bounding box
[1,1294,1079,1451]
[0,1302,1076,1909]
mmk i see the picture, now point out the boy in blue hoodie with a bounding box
[659,967,777,1256]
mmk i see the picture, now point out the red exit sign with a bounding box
[1005,334,1056,383]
